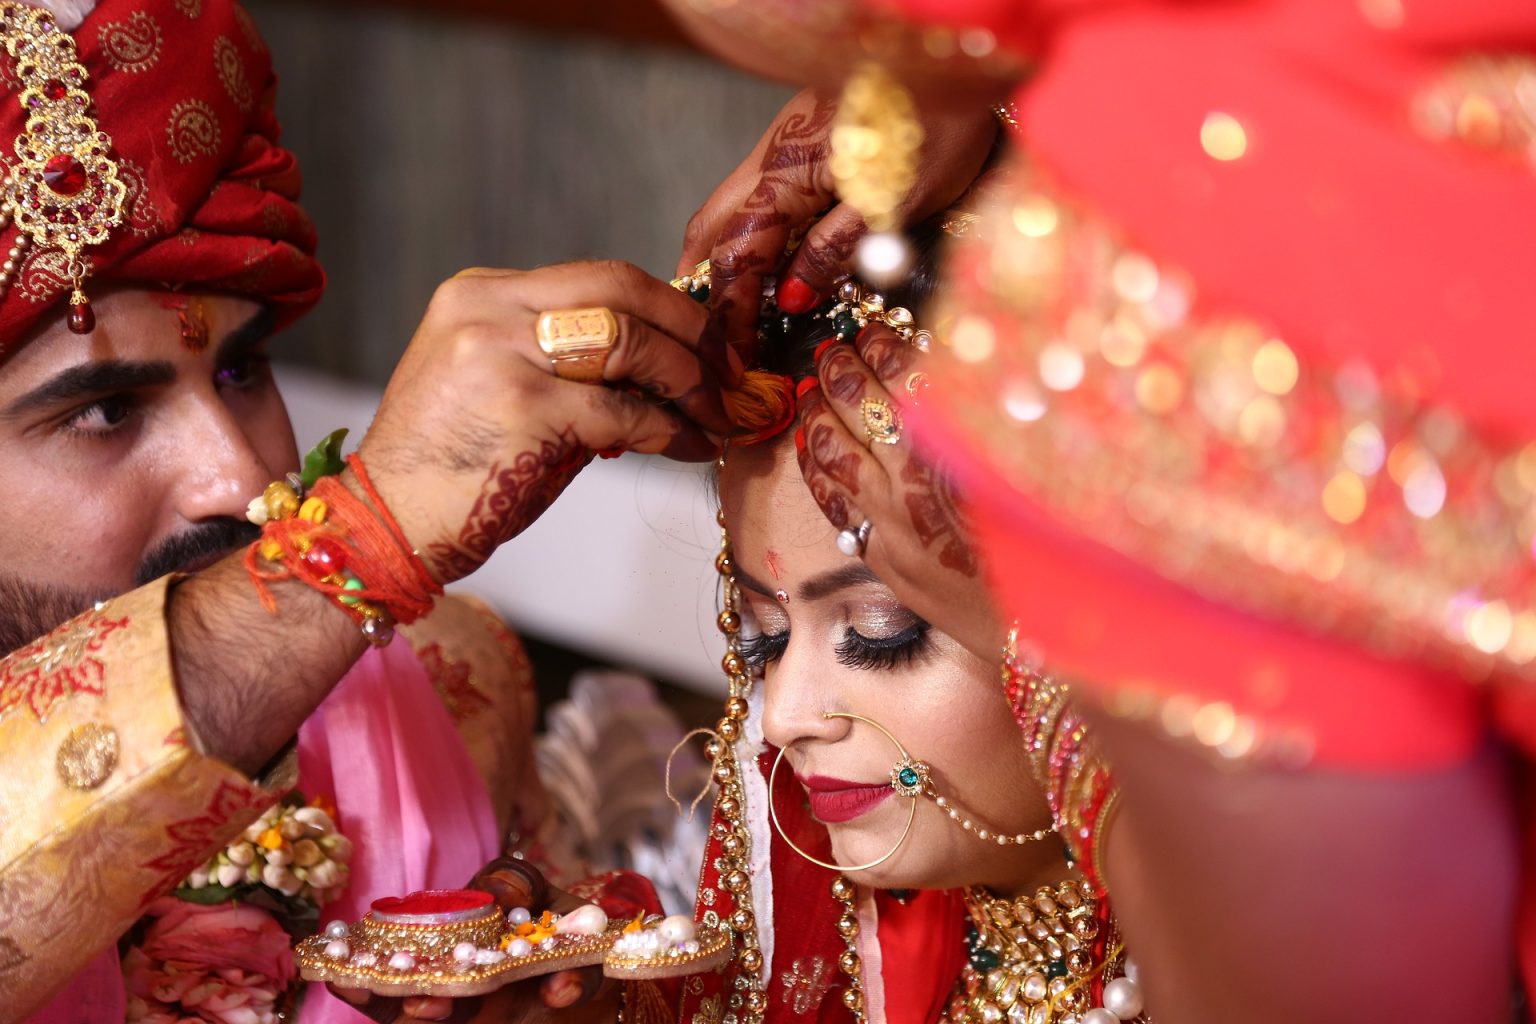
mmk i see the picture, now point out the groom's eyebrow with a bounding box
[5,359,176,418]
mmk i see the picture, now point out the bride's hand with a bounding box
[793,323,1002,659]
[675,88,998,379]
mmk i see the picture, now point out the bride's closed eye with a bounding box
[835,620,931,670]
[738,629,788,669]
[738,619,933,672]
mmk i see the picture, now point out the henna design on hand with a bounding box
[901,458,979,577]
[797,440,853,529]
[855,326,918,387]
[426,430,592,580]
[706,98,839,355]
[794,222,864,292]
[820,346,870,405]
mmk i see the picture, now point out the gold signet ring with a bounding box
[535,307,618,384]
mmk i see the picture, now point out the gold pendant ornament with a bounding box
[0,2,129,333]
[830,60,924,287]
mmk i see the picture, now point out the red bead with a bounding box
[68,302,94,334]
[42,79,66,101]
[302,537,348,576]
[42,153,85,196]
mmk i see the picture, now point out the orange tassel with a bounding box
[725,370,796,445]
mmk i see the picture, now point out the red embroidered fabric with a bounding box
[0,0,323,357]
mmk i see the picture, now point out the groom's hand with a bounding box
[356,260,731,585]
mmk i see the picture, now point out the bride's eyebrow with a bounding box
[799,564,881,602]
[735,563,882,603]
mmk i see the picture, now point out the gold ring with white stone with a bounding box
[535,307,618,384]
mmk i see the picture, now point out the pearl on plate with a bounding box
[658,915,697,945]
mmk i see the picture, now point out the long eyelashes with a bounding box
[833,621,931,670]
[738,621,932,672]
[738,630,788,671]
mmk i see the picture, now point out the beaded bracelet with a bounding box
[245,434,442,646]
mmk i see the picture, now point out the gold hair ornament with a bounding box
[0,2,128,333]
[831,61,923,287]
[672,261,934,354]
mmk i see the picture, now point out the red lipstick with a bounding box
[798,774,893,825]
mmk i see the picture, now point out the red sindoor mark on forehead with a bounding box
[764,549,785,581]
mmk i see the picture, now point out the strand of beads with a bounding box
[706,495,769,1024]
[829,875,866,1022]
[929,787,1057,847]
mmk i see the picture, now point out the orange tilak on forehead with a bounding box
[156,291,209,353]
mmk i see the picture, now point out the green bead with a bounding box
[833,312,858,341]
[971,949,999,971]
[897,766,920,789]
[1046,960,1068,979]
[688,283,709,302]
[339,576,365,606]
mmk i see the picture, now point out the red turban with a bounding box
[0,0,324,357]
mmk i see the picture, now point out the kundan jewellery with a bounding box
[943,883,1148,1024]
[672,262,931,355]
[0,2,130,333]
[535,306,618,383]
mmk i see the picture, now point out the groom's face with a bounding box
[0,286,298,652]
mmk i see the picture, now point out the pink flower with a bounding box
[139,898,295,989]
[124,902,294,1024]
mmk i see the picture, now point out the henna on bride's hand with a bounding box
[705,98,839,358]
[901,459,979,577]
[820,346,871,405]
[800,384,864,496]
[796,430,854,529]
[792,222,863,292]
[425,430,592,580]
[854,326,918,386]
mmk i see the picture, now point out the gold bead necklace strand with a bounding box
[710,493,770,1023]
[829,874,867,1022]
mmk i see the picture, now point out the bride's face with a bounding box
[721,438,1052,893]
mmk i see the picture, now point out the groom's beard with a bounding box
[0,518,258,655]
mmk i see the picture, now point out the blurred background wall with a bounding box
[246,0,793,708]
[247,0,791,388]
